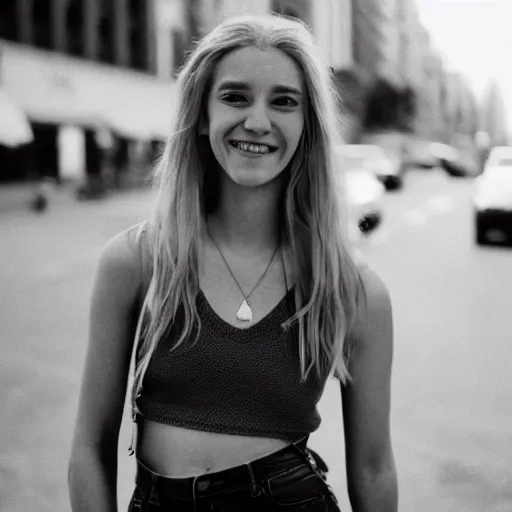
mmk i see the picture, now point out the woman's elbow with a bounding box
[347,456,398,512]
[68,441,117,476]
[68,444,118,511]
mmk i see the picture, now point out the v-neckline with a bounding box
[197,287,295,336]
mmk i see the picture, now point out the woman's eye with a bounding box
[273,96,299,108]
[221,93,247,105]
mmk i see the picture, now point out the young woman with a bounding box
[68,15,397,512]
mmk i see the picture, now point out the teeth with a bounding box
[234,141,271,154]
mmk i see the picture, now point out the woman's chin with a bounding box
[226,169,284,189]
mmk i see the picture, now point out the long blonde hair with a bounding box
[131,15,365,416]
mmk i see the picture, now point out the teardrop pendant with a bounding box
[236,300,253,323]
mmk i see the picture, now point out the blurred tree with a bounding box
[333,68,368,117]
[399,86,416,132]
[362,78,417,133]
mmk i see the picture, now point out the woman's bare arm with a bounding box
[68,226,144,512]
[341,266,398,512]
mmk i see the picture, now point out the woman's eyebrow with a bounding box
[272,85,303,96]
[217,81,250,92]
[217,81,303,96]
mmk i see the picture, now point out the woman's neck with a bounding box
[207,180,284,256]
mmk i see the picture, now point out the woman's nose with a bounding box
[243,105,271,135]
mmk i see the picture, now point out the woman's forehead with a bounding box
[211,46,304,93]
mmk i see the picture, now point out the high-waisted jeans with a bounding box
[128,437,341,511]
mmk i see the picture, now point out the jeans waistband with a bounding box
[135,435,312,501]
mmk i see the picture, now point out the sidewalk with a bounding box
[0,181,153,217]
[0,182,76,215]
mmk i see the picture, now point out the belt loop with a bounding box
[131,485,143,511]
[290,435,318,471]
[294,434,309,452]
[148,472,160,506]
[245,463,261,497]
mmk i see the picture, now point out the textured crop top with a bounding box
[134,288,330,442]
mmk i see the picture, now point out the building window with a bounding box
[0,1,18,42]
[33,0,52,50]
[66,0,84,57]
[129,0,148,71]
[99,0,115,64]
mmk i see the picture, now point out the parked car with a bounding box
[335,145,386,244]
[337,144,404,190]
[441,150,480,178]
[428,142,456,162]
[407,139,440,169]
[430,139,481,178]
[473,146,512,245]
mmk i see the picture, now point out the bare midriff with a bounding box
[137,420,290,477]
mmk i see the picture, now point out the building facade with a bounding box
[418,49,445,140]
[378,0,400,86]
[390,0,450,142]
[197,0,272,34]
[411,27,437,138]
[0,0,175,185]
[479,80,508,147]
[350,0,386,83]
[441,71,478,146]
[154,0,187,79]
[1,0,156,73]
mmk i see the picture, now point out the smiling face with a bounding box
[204,45,305,189]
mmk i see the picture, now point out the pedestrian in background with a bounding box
[68,14,397,512]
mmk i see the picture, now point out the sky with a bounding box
[416,0,510,126]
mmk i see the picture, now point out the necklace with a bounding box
[206,226,280,323]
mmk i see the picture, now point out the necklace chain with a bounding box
[206,226,280,303]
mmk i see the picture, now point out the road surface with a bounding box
[1,168,511,511]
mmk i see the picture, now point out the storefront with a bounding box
[0,88,34,182]
[0,41,176,184]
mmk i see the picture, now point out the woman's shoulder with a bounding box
[101,221,147,266]
[95,222,150,299]
[356,262,390,304]
[353,262,392,341]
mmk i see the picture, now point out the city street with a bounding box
[1,168,511,512]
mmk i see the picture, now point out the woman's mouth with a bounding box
[229,140,278,155]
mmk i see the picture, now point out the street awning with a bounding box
[18,89,103,128]
[101,104,172,141]
[0,89,33,147]
[1,41,176,138]
[98,84,176,141]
